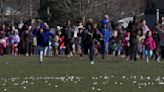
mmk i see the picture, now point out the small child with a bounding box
[0,30,6,56]
[144,31,156,63]
[52,32,60,56]
[136,30,144,59]
[10,29,20,56]
[0,37,5,56]
[122,31,130,60]
[33,37,38,56]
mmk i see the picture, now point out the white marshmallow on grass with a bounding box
[2,83,6,86]
[104,76,109,79]
[65,79,69,81]
[25,81,28,83]
[23,86,26,89]
[97,88,101,91]
[144,83,147,86]
[55,85,58,88]
[159,81,164,85]
[93,82,97,85]
[4,88,7,91]
[111,75,114,78]
[122,76,126,79]
[92,87,95,90]
[14,83,19,86]
[120,82,123,85]
[148,82,151,85]
[74,81,77,84]
[115,82,118,85]
[45,80,48,83]
[147,76,150,80]
[11,79,15,82]
[140,76,144,80]
[139,86,141,89]
[31,82,34,85]
[133,81,137,84]
[48,83,51,86]
[133,76,137,79]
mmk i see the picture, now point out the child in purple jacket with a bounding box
[10,29,20,56]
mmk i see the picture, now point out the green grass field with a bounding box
[0,55,164,92]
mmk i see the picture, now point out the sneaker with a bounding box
[102,56,105,59]
[90,60,95,65]
[122,55,125,58]
[67,55,71,58]
[26,53,29,56]
[70,52,73,56]
[146,58,149,63]
[156,57,161,62]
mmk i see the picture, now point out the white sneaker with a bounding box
[157,57,161,62]
[146,58,149,63]
[90,60,95,65]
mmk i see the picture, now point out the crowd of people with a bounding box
[0,15,164,64]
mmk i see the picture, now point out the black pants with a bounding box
[161,46,164,58]
[83,43,88,55]
[65,41,72,55]
[18,40,25,54]
[25,42,33,55]
[125,46,130,57]
[130,45,137,61]
[87,42,95,61]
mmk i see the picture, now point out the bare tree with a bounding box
[0,0,40,22]
[52,0,144,23]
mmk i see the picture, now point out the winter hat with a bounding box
[101,19,109,24]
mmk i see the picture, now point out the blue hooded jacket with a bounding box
[100,28,111,42]
[33,28,54,47]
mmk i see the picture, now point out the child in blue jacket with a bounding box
[33,23,54,63]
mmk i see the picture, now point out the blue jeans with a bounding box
[88,42,95,61]
[101,41,109,57]
[144,49,153,57]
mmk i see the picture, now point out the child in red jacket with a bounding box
[144,31,156,63]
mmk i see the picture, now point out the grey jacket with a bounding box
[156,26,164,46]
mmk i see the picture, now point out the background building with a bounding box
[0,0,40,22]
[145,0,164,27]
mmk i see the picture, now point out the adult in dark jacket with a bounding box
[156,24,164,59]
[82,22,96,64]
[62,21,74,57]
[24,25,34,56]
[19,25,27,54]
[128,17,139,62]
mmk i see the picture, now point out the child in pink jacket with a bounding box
[144,31,156,62]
